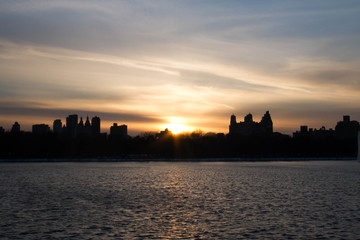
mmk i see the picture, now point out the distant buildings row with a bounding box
[293,115,359,139]
[0,114,128,138]
[229,111,359,139]
[1,112,359,140]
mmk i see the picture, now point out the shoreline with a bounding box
[0,157,357,162]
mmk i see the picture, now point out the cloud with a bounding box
[282,59,360,90]
[0,1,360,134]
[0,78,129,101]
[0,101,160,123]
[178,70,279,92]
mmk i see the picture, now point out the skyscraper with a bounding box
[66,114,78,137]
[92,116,100,135]
[53,119,62,134]
[11,122,20,133]
[66,114,78,129]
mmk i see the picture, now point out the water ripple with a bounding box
[0,161,359,239]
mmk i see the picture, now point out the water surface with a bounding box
[1,161,359,239]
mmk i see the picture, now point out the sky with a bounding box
[1,0,360,135]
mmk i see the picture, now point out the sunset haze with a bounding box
[1,1,360,135]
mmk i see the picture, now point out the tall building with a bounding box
[11,122,20,133]
[92,116,100,135]
[78,116,85,135]
[66,114,78,137]
[79,117,84,128]
[84,116,92,135]
[259,111,273,133]
[335,115,360,139]
[53,119,62,134]
[66,114,78,129]
[110,123,127,137]
[229,111,273,136]
[85,116,91,128]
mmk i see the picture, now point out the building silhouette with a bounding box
[293,115,359,140]
[229,111,273,136]
[66,114,78,137]
[78,116,84,129]
[32,124,50,135]
[335,115,360,139]
[92,116,100,135]
[62,114,101,137]
[293,125,334,139]
[1,111,360,159]
[110,123,128,137]
[53,119,63,134]
[11,122,20,134]
[85,116,91,134]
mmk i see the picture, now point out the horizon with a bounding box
[1,111,357,137]
[1,1,360,135]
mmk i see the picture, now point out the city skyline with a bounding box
[2,112,358,138]
[1,1,360,135]
[1,112,358,159]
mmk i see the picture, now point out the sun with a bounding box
[166,123,190,134]
[162,117,192,134]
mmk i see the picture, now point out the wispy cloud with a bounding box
[0,100,160,123]
[0,1,360,134]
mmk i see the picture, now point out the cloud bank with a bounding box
[1,0,360,134]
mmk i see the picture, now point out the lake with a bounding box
[0,161,359,239]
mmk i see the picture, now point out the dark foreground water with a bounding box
[0,161,359,239]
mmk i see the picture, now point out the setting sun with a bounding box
[165,123,190,134]
[162,117,192,134]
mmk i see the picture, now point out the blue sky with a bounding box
[1,0,360,134]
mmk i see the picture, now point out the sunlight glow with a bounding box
[163,118,191,134]
[1,1,360,135]
[165,123,190,134]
